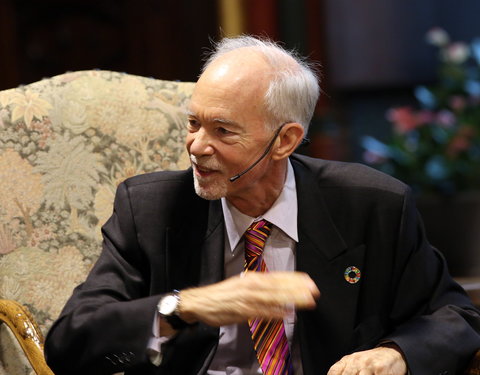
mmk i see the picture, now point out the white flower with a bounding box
[10,90,52,127]
[442,42,470,64]
[426,27,450,47]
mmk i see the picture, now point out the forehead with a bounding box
[189,50,272,125]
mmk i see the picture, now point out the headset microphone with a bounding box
[229,124,311,182]
[229,124,285,182]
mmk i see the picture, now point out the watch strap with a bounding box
[163,313,190,330]
[158,290,191,330]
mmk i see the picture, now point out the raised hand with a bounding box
[178,271,320,327]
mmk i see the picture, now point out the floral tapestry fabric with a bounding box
[0,70,194,374]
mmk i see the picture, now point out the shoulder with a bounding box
[115,168,202,209]
[290,155,417,241]
[122,168,193,188]
[290,153,409,197]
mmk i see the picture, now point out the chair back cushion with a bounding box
[0,70,194,374]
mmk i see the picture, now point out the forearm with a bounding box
[383,305,480,374]
[45,294,160,375]
[177,271,319,327]
[385,189,480,373]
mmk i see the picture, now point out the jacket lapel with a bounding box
[292,157,366,374]
[162,198,224,375]
[199,199,225,285]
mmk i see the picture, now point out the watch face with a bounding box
[159,294,178,316]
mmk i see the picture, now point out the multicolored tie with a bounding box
[244,220,293,375]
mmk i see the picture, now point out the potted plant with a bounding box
[362,28,480,277]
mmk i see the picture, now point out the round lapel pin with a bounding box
[344,266,361,284]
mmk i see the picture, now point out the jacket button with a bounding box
[124,352,134,363]
[105,355,116,365]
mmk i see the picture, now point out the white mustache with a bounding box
[190,155,222,171]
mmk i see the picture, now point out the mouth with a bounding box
[192,162,219,178]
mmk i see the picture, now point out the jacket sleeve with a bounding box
[45,181,161,375]
[384,188,480,374]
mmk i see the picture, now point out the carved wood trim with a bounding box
[466,350,480,375]
[0,299,54,375]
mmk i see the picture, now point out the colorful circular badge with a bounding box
[344,266,361,284]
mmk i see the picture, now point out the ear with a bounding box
[272,123,305,160]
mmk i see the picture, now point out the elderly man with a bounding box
[45,36,480,375]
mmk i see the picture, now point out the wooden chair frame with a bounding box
[0,300,53,375]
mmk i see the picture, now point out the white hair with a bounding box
[202,36,320,132]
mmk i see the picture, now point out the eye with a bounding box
[187,118,200,131]
[217,127,232,135]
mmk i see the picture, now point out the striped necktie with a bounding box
[244,220,293,375]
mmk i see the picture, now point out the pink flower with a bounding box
[363,150,387,165]
[417,110,435,124]
[387,107,423,134]
[436,109,456,127]
[449,96,467,111]
[442,42,470,64]
[447,126,476,156]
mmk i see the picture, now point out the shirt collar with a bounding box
[221,160,298,252]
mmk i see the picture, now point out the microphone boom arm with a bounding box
[229,123,285,182]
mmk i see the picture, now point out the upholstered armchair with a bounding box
[0,70,193,374]
[0,70,479,375]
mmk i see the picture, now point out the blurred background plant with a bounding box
[362,28,480,195]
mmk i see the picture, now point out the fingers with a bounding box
[179,271,320,327]
[327,347,407,375]
[239,271,320,309]
[328,360,346,375]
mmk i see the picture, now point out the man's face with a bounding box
[186,51,275,201]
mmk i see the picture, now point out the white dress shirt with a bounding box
[209,160,302,375]
[149,161,302,374]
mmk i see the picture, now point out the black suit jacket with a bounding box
[45,154,480,375]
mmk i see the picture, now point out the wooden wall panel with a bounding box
[0,0,219,89]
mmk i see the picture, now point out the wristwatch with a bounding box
[157,290,190,330]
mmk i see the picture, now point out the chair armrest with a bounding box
[465,349,480,375]
[0,299,54,375]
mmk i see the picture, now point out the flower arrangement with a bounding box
[362,28,480,195]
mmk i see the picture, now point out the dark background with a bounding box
[1,0,480,277]
[1,0,480,162]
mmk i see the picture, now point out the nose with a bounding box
[186,127,215,157]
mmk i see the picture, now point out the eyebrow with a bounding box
[187,111,242,129]
[212,118,242,129]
